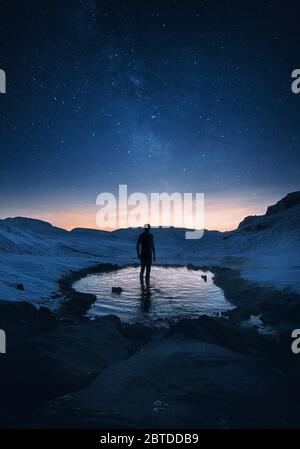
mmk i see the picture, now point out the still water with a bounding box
[73,266,234,325]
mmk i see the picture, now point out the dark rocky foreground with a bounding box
[1,266,300,428]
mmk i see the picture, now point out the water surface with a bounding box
[73,266,234,325]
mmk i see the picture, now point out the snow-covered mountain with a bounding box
[0,192,299,306]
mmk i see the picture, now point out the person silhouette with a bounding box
[136,224,156,282]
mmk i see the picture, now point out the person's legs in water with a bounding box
[145,262,150,282]
[140,253,152,281]
[140,261,146,280]
[145,255,152,283]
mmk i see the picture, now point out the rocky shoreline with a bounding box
[1,263,300,428]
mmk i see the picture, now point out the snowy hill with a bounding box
[238,191,300,233]
[230,192,300,256]
[0,192,299,306]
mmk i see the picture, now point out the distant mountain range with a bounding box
[0,191,299,257]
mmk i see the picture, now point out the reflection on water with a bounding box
[73,266,234,325]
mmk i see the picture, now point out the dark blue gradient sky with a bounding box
[0,0,299,230]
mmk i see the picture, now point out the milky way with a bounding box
[0,0,299,229]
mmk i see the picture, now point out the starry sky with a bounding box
[0,0,300,230]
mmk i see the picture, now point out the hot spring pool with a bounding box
[73,266,234,325]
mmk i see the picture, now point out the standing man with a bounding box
[136,224,156,282]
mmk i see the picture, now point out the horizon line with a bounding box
[0,214,242,234]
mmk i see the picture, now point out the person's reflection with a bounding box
[139,278,152,313]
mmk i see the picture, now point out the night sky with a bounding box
[0,0,300,230]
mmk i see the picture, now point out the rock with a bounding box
[16,283,24,291]
[121,322,154,343]
[38,306,56,322]
[0,300,56,344]
[112,287,122,294]
[237,215,258,230]
[58,291,97,319]
[266,191,300,216]
[186,264,209,271]
[260,294,300,324]
[30,336,293,428]
[201,274,207,282]
[0,300,38,319]
[167,315,268,356]
[0,315,132,423]
[186,264,200,270]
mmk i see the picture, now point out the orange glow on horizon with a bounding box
[21,196,269,232]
